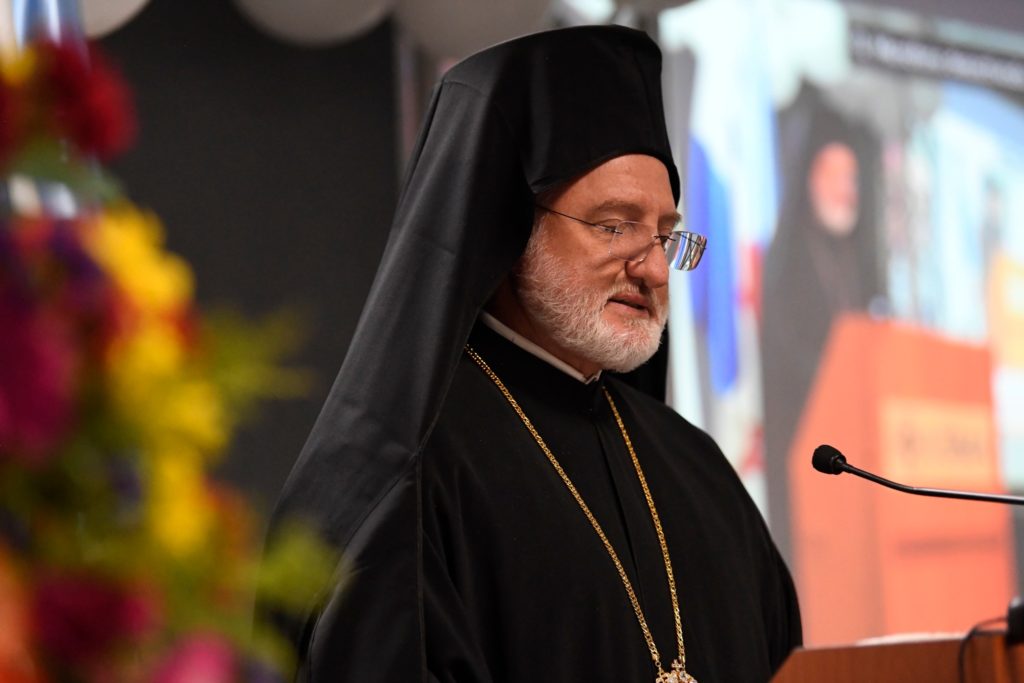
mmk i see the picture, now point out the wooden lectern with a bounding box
[789,314,1015,644]
[772,633,1024,682]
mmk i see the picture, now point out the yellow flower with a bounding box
[159,378,228,456]
[107,318,185,436]
[146,448,214,558]
[108,321,227,458]
[113,318,185,383]
[85,205,193,314]
[0,48,35,85]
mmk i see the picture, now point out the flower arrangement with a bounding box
[0,40,334,682]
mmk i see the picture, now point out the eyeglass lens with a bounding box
[666,233,705,271]
[609,223,705,271]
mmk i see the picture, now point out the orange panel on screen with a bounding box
[789,314,1015,645]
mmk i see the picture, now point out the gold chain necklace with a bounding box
[465,345,697,683]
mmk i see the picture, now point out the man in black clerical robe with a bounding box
[266,25,802,683]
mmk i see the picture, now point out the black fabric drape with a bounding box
[266,25,683,677]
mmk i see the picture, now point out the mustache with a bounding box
[606,284,662,314]
[608,283,653,300]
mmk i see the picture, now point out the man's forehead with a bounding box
[553,155,678,214]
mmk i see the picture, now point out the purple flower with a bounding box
[241,657,286,683]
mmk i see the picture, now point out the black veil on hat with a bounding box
[268,24,681,675]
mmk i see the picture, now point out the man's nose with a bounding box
[625,246,669,289]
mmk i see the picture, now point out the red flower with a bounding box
[0,548,44,683]
[31,572,159,670]
[0,296,78,464]
[45,42,136,160]
[0,79,17,170]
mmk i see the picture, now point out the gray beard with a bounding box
[516,231,667,374]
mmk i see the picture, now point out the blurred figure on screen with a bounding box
[760,92,885,559]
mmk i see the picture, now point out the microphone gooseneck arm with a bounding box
[812,444,1024,507]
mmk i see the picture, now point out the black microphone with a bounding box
[811,444,1024,506]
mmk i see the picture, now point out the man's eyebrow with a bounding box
[588,198,642,216]
[588,199,682,227]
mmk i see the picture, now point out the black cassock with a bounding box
[269,26,803,682]
[305,323,801,682]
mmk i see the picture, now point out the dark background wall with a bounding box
[100,0,399,514]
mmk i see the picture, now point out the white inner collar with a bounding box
[479,311,601,385]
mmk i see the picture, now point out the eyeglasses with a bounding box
[536,206,706,271]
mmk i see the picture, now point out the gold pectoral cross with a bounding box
[656,660,697,683]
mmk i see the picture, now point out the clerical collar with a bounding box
[479,312,602,385]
